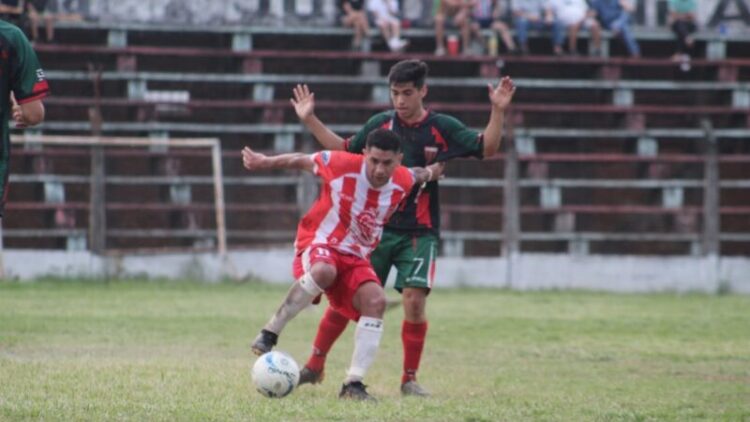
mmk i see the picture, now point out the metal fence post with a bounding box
[89,65,106,254]
[701,119,720,256]
[503,112,520,286]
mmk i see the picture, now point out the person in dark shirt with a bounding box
[0,19,49,234]
[668,0,697,63]
[339,0,369,51]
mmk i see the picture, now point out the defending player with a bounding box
[291,59,516,396]
[247,129,442,401]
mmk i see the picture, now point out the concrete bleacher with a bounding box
[7,21,750,256]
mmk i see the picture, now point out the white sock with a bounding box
[345,317,384,384]
[265,273,324,334]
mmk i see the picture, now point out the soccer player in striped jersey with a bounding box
[247,129,441,401]
[291,59,515,396]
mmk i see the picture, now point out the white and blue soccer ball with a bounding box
[251,351,300,398]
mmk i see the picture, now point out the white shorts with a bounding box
[367,0,399,26]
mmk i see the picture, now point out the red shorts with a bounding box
[293,245,380,321]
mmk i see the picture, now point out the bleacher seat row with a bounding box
[6,21,750,256]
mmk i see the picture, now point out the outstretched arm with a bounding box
[242,147,315,173]
[291,84,347,151]
[482,76,516,158]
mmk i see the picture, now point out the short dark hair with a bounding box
[387,60,428,88]
[366,128,402,153]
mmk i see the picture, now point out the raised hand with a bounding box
[242,147,267,171]
[290,84,315,121]
[487,76,516,111]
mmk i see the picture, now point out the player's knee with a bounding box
[309,264,336,289]
[357,282,386,317]
[402,288,427,319]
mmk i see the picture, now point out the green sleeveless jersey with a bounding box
[0,20,49,215]
[344,110,484,235]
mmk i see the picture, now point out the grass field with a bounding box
[1,280,749,421]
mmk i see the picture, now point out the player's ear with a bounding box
[419,84,428,98]
[395,152,404,165]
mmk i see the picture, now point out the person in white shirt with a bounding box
[548,0,601,55]
[367,0,409,51]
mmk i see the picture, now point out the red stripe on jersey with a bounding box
[326,176,357,245]
[364,188,381,215]
[295,183,333,251]
[386,185,405,223]
[16,88,50,104]
[32,80,49,93]
[431,127,448,152]
[416,191,431,227]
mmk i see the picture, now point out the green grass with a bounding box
[1,280,749,421]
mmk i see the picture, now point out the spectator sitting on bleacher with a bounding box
[0,0,24,27]
[548,0,601,56]
[512,0,554,55]
[471,0,518,55]
[668,0,696,62]
[588,0,640,57]
[367,0,409,51]
[26,0,56,43]
[339,0,370,51]
[434,0,476,56]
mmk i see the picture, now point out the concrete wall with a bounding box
[3,248,748,294]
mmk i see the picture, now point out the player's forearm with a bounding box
[412,162,444,184]
[427,162,445,180]
[301,114,346,150]
[263,153,314,172]
[482,106,505,158]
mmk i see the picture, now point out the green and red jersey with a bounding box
[0,20,49,214]
[344,110,484,235]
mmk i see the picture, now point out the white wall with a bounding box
[3,248,748,294]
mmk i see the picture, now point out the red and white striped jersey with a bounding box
[295,150,416,259]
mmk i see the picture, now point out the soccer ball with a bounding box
[251,351,300,398]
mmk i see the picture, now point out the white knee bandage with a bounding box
[299,272,325,296]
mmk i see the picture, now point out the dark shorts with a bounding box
[370,231,438,293]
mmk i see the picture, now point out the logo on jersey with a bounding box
[320,151,331,165]
[36,69,45,82]
[351,208,379,246]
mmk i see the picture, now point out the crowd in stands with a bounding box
[339,0,698,60]
[0,0,82,43]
